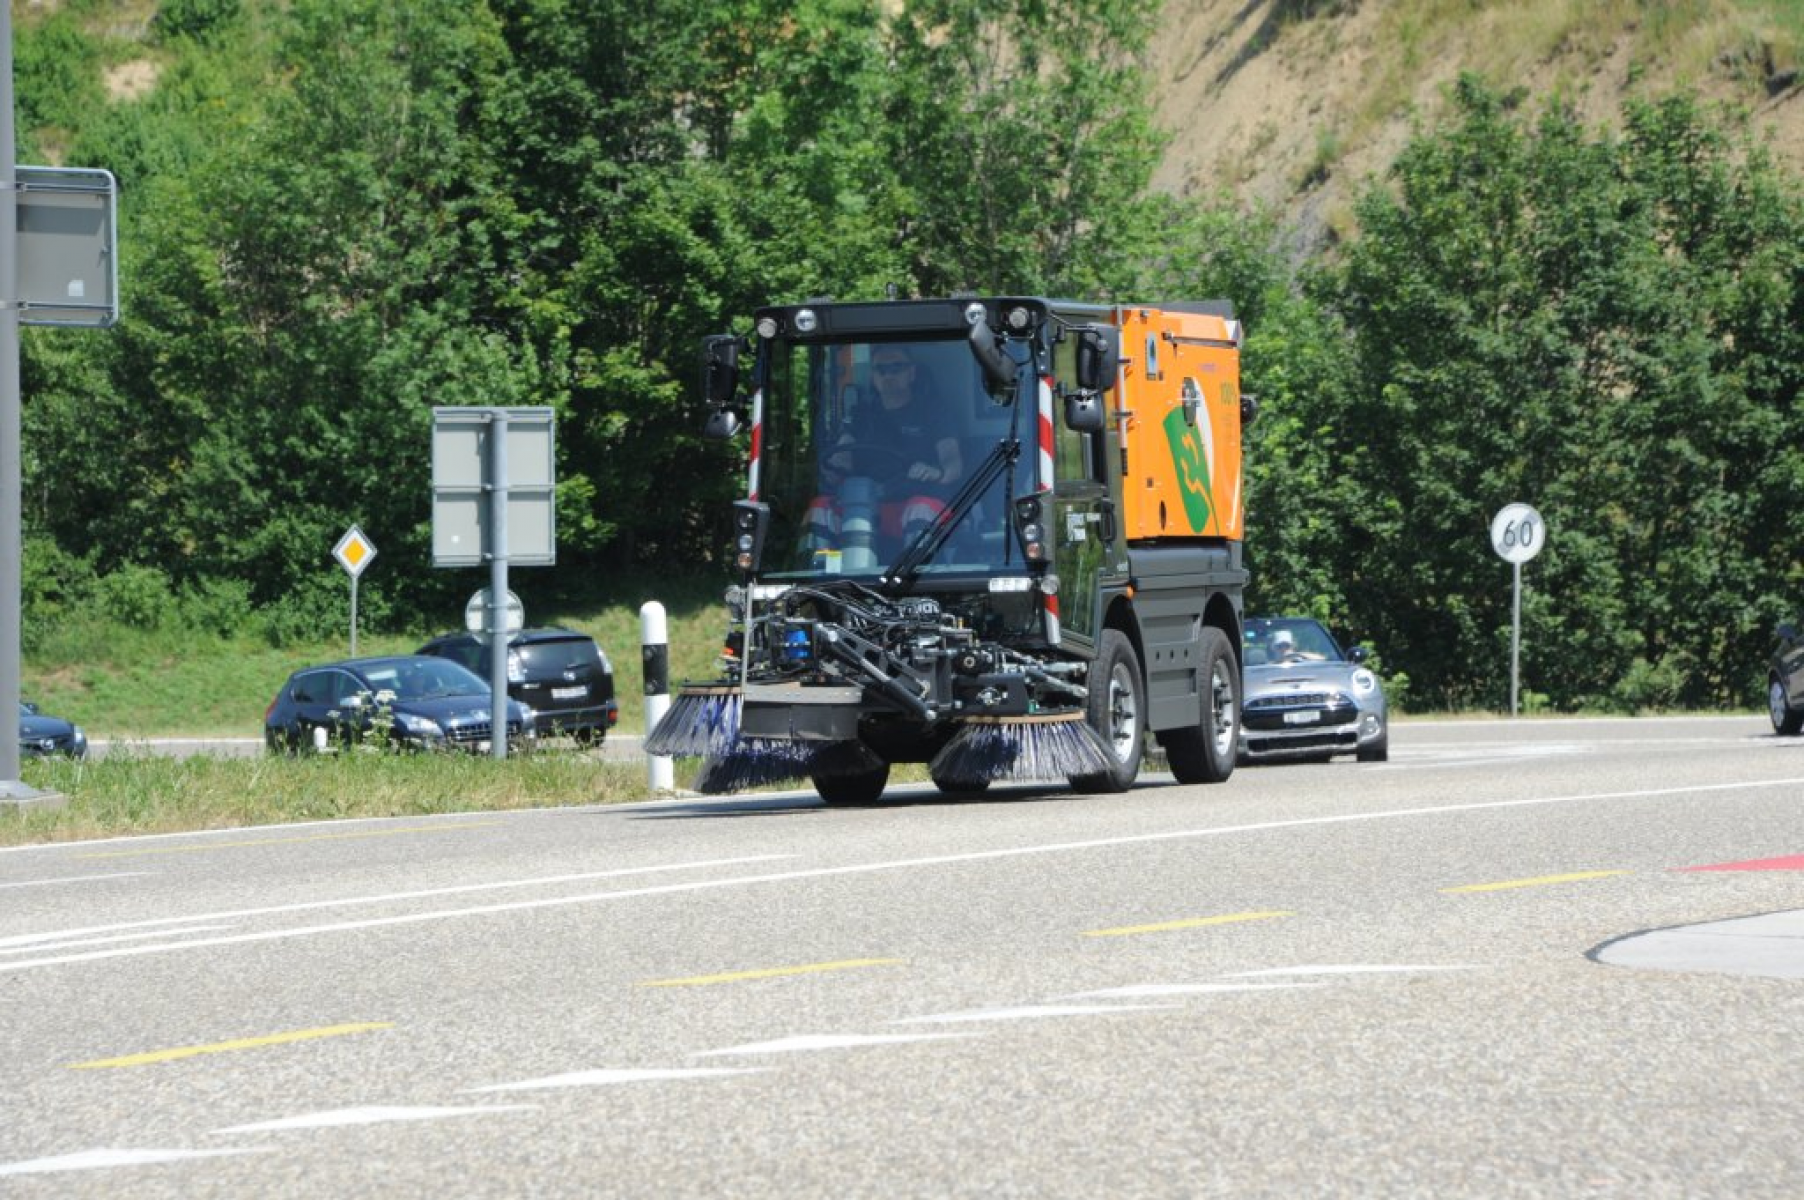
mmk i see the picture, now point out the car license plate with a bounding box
[1283,710,1320,725]
[552,686,587,700]
[476,739,492,753]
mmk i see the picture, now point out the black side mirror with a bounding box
[1075,325,1119,393]
[1348,645,1369,664]
[1241,392,1260,427]
[730,500,771,579]
[1063,391,1104,433]
[703,408,741,440]
[967,319,1017,392]
[701,335,740,407]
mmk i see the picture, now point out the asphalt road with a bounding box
[3,716,1801,1197]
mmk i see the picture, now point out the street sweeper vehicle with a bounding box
[646,296,1253,803]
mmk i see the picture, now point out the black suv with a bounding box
[417,627,619,744]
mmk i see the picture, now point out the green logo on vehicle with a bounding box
[1161,405,1212,531]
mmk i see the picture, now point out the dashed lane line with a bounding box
[74,822,506,859]
[639,958,906,987]
[0,854,792,952]
[1082,910,1293,937]
[215,1106,535,1133]
[68,1022,393,1069]
[464,1067,764,1093]
[1441,870,1631,894]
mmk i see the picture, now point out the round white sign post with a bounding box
[464,587,524,635]
[1490,503,1545,716]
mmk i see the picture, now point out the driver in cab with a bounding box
[827,346,962,488]
[807,345,964,560]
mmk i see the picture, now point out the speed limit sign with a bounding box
[1490,503,1545,564]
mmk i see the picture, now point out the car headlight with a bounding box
[395,712,443,738]
[1351,669,1378,695]
[71,726,87,755]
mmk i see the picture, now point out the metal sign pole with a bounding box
[350,573,360,658]
[1511,560,1522,717]
[488,410,509,761]
[0,3,32,801]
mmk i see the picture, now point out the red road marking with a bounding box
[1679,854,1804,873]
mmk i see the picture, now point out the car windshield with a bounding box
[1244,618,1345,666]
[360,658,488,701]
[756,336,1033,580]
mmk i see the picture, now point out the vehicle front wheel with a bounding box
[1070,630,1145,794]
[1770,678,1804,735]
[811,742,891,806]
[1161,627,1240,785]
[1356,734,1390,763]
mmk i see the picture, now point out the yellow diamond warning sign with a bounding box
[333,525,377,578]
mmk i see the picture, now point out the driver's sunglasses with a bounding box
[872,361,913,376]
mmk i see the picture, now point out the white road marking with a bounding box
[215,1105,535,1133]
[695,1033,980,1056]
[465,1067,762,1093]
[4,775,1799,974]
[0,855,792,951]
[893,1003,1178,1024]
[1225,964,1485,977]
[0,926,236,955]
[0,1147,268,1176]
[1063,982,1330,998]
[0,872,151,889]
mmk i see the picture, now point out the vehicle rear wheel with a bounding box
[1070,630,1145,794]
[1161,627,1239,785]
[811,742,891,806]
[1770,678,1804,735]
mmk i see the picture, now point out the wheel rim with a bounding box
[1771,680,1789,728]
[1208,658,1237,757]
[1105,663,1139,760]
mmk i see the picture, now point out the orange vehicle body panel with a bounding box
[1109,305,1244,543]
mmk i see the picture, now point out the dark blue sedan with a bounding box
[19,700,87,759]
[264,655,536,754]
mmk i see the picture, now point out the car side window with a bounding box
[291,674,320,704]
[328,671,364,705]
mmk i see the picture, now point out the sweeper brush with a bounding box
[643,685,741,757]
[927,712,1117,788]
[691,736,817,795]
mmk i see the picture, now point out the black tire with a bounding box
[1070,630,1145,793]
[1356,734,1390,763]
[811,742,891,806]
[1161,627,1240,785]
[1770,678,1804,735]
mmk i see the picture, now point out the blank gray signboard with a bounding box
[431,407,556,566]
[16,166,117,328]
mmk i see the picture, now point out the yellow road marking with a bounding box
[69,1022,393,1068]
[1442,870,1630,894]
[1083,910,1294,938]
[77,822,504,860]
[639,958,905,987]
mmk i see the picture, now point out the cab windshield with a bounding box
[755,337,1032,580]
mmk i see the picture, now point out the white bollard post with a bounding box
[640,601,674,791]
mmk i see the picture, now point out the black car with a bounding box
[416,628,618,744]
[1768,620,1804,735]
[264,655,536,754]
[20,700,87,759]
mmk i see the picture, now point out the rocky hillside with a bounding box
[1147,0,1804,249]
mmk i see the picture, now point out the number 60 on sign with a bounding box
[1490,502,1545,565]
